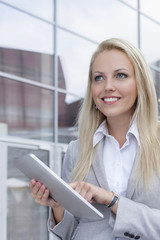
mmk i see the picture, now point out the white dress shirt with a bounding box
[93,120,140,196]
[93,120,140,239]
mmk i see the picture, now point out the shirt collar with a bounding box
[93,119,140,147]
[127,120,140,146]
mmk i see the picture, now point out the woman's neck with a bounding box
[106,116,132,148]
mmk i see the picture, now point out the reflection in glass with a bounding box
[58,29,96,100]
[141,0,160,23]
[151,69,160,117]
[57,0,137,44]
[141,17,160,64]
[58,93,81,144]
[120,0,137,8]
[0,77,53,141]
[1,0,53,21]
[0,4,53,55]
[0,48,53,85]
[7,147,49,240]
[0,47,67,87]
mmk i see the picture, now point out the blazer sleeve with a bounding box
[112,196,160,239]
[47,140,79,240]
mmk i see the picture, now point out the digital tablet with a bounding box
[14,153,104,220]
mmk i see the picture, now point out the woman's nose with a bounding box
[104,78,115,92]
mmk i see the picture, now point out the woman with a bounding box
[30,38,160,239]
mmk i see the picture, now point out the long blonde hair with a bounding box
[72,38,160,188]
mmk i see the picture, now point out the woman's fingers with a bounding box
[29,179,36,189]
[70,181,94,202]
[30,181,43,198]
[41,188,50,201]
[29,179,61,208]
[70,181,112,205]
[30,179,47,200]
[36,184,46,200]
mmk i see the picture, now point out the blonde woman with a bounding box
[30,38,160,240]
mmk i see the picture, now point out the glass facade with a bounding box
[0,1,160,240]
[0,0,160,141]
[0,77,54,140]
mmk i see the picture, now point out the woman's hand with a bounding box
[30,179,65,224]
[70,181,118,214]
[29,179,60,208]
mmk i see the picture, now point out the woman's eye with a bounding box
[116,73,127,79]
[94,75,103,81]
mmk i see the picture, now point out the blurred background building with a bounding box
[0,0,160,240]
[0,47,80,142]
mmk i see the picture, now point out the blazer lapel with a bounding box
[92,140,110,190]
[126,146,140,198]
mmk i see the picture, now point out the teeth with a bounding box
[104,97,119,102]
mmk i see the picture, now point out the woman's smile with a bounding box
[102,96,121,105]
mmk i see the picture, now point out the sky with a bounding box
[0,0,160,103]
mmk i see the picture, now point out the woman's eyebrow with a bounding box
[114,68,128,73]
[92,71,104,74]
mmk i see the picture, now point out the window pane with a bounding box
[121,0,137,8]
[57,29,97,95]
[7,147,49,240]
[0,4,53,55]
[151,68,160,117]
[57,0,137,44]
[0,77,54,141]
[58,93,81,144]
[141,16,160,64]
[0,48,54,85]
[1,0,53,22]
[141,0,160,22]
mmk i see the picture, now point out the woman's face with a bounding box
[91,49,138,122]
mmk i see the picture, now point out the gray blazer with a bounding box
[48,139,160,240]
